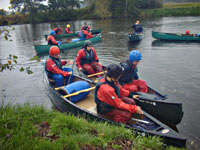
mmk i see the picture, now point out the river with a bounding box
[0,16,200,149]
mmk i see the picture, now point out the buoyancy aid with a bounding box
[80,48,95,65]
[94,77,120,114]
[119,60,139,85]
[45,56,62,78]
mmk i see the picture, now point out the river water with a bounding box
[0,16,200,149]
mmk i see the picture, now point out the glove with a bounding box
[57,41,62,45]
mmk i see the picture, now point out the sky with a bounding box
[0,0,48,11]
[0,0,10,11]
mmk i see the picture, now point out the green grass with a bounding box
[141,2,200,18]
[0,104,186,150]
[163,2,200,8]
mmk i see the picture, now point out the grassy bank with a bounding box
[0,104,185,150]
[141,2,200,18]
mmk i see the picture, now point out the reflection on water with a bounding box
[0,16,200,149]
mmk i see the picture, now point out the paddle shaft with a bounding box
[64,87,95,98]
[87,71,107,77]
[131,118,150,124]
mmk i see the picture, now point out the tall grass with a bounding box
[0,104,185,150]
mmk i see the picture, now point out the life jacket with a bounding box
[119,60,139,85]
[133,24,143,33]
[45,56,62,78]
[80,48,95,65]
[80,30,87,39]
[55,28,61,33]
[94,77,120,114]
[47,35,57,45]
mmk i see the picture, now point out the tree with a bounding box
[10,0,47,23]
[94,0,112,19]
[0,9,7,16]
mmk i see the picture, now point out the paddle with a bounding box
[131,118,150,124]
[63,87,95,98]
[87,71,107,77]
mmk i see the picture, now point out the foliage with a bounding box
[0,9,7,16]
[0,27,33,74]
[141,3,200,17]
[0,104,186,150]
[94,0,112,19]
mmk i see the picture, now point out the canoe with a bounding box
[34,34,101,55]
[44,72,186,148]
[152,31,200,41]
[44,28,102,40]
[128,33,143,42]
[77,66,183,126]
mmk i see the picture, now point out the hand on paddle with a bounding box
[136,106,143,115]
[79,67,83,71]
[132,95,139,100]
[65,60,73,65]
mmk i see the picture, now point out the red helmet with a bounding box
[185,30,190,34]
[49,46,60,56]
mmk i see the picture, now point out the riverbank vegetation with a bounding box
[0,104,185,150]
[1,1,199,26]
[141,2,200,17]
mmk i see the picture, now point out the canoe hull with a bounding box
[35,34,101,54]
[128,33,143,42]
[44,74,186,148]
[152,31,200,41]
[135,91,183,126]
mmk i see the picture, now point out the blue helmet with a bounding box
[50,30,56,35]
[129,50,142,63]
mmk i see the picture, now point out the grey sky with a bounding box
[0,0,10,11]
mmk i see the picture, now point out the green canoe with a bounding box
[128,33,143,42]
[34,34,102,55]
[152,31,200,41]
[44,28,102,40]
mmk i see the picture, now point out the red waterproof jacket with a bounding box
[76,47,99,69]
[65,28,72,34]
[53,27,63,35]
[47,35,58,45]
[81,25,91,31]
[46,56,69,77]
[96,77,137,113]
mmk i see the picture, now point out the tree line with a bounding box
[0,0,162,25]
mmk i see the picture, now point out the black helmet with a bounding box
[84,40,92,47]
[107,64,123,79]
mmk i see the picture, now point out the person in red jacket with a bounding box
[81,22,91,31]
[78,29,93,40]
[94,64,143,124]
[45,46,73,87]
[76,40,102,76]
[53,25,63,35]
[47,31,62,45]
[65,24,73,34]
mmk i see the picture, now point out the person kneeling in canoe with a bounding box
[94,64,143,124]
[119,50,148,93]
[53,25,63,35]
[76,40,102,77]
[47,31,62,45]
[45,46,73,87]
[132,20,143,34]
[65,24,73,34]
[78,29,93,40]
